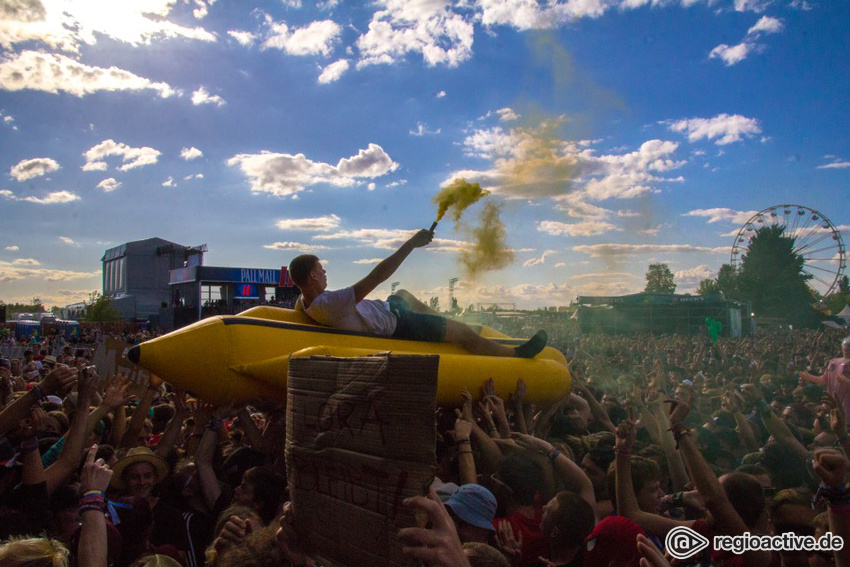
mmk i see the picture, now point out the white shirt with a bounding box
[296,287,397,335]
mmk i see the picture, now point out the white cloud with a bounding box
[356,1,474,68]
[496,107,519,121]
[387,179,408,188]
[0,261,99,283]
[184,173,203,180]
[191,86,225,106]
[747,16,784,35]
[683,208,759,224]
[181,147,203,160]
[83,139,161,172]
[276,214,342,232]
[192,0,216,19]
[58,236,79,246]
[436,90,446,98]
[675,264,712,281]
[478,0,611,30]
[9,157,60,181]
[523,250,557,267]
[162,177,176,187]
[1,189,81,204]
[1,112,17,130]
[0,0,216,53]
[263,241,329,251]
[537,220,619,237]
[96,178,121,192]
[4,245,20,251]
[817,157,850,170]
[734,0,774,12]
[666,114,762,145]
[0,51,178,98]
[318,59,349,83]
[263,18,341,56]
[709,42,752,65]
[353,258,383,265]
[572,243,727,257]
[228,143,398,197]
[228,30,257,46]
[410,122,441,136]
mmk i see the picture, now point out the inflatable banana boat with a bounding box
[127,306,571,406]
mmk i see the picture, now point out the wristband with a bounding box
[83,489,104,498]
[456,439,471,445]
[19,438,39,453]
[814,482,850,508]
[458,449,474,455]
[548,449,561,463]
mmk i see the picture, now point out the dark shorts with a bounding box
[387,295,447,342]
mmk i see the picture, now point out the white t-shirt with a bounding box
[295,287,397,336]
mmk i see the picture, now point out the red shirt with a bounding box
[495,508,546,567]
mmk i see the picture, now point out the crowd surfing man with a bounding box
[288,227,548,359]
[799,335,850,419]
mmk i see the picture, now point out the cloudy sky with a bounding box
[1,0,848,310]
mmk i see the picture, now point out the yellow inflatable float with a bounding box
[127,306,571,406]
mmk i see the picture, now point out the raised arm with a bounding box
[668,396,772,566]
[615,411,691,536]
[45,369,97,495]
[0,366,76,436]
[352,229,432,302]
[812,449,850,567]
[77,445,113,567]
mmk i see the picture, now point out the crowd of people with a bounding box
[1,320,849,567]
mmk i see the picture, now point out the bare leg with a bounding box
[444,319,516,357]
[396,289,547,358]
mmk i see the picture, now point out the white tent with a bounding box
[838,305,850,326]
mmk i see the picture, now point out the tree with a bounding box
[697,278,720,295]
[82,292,122,322]
[715,264,741,300]
[0,298,47,315]
[429,296,440,312]
[736,225,820,327]
[644,263,677,294]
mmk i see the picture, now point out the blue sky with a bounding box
[1,0,848,310]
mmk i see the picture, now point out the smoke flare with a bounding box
[459,202,514,278]
[432,178,489,223]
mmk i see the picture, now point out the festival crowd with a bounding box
[1,322,849,567]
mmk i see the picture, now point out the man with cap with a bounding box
[111,446,188,554]
[443,484,498,545]
[799,335,850,428]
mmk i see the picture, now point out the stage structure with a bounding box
[575,293,751,337]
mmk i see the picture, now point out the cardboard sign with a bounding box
[92,337,152,394]
[286,353,438,567]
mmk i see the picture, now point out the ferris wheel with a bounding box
[730,204,847,297]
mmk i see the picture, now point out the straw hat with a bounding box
[110,446,169,489]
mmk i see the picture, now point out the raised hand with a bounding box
[398,490,472,567]
[102,374,131,410]
[80,444,113,493]
[615,409,637,452]
[813,449,849,489]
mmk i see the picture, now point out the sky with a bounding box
[1,0,848,311]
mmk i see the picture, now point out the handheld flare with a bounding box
[429,221,438,232]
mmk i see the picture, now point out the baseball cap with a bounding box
[444,484,497,532]
[583,515,646,567]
